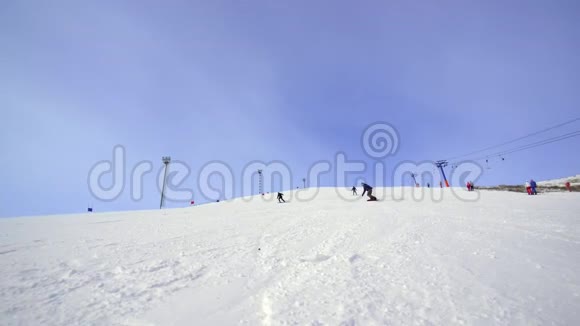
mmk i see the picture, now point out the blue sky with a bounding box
[1,0,579,217]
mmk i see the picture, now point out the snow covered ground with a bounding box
[1,188,579,325]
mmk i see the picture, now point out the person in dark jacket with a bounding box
[351,186,357,196]
[361,183,377,201]
[277,192,285,203]
[530,179,537,195]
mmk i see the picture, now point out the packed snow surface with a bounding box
[1,188,579,325]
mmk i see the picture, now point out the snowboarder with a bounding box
[277,192,285,203]
[565,181,572,192]
[525,181,532,195]
[351,186,357,196]
[361,183,377,201]
[530,179,537,195]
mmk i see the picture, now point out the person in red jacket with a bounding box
[525,181,532,195]
[565,181,572,192]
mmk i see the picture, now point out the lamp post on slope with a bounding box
[160,156,171,209]
[258,169,263,195]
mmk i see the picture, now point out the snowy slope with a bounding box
[1,188,579,325]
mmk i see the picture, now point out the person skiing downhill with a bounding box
[565,181,572,192]
[361,182,377,201]
[351,186,357,196]
[277,192,285,203]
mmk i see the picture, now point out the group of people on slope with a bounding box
[466,181,475,191]
[242,176,577,206]
[352,183,378,201]
[525,179,537,195]
[276,177,571,204]
[278,182,377,204]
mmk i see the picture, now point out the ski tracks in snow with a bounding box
[251,207,408,325]
[2,190,580,325]
[0,228,208,325]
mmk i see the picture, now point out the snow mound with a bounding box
[1,188,579,325]
[537,174,580,187]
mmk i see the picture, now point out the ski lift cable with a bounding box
[450,130,580,164]
[493,132,580,157]
[444,117,580,161]
[466,131,580,162]
[474,130,580,160]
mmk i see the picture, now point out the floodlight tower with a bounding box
[435,160,450,187]
[160,156,171,209]
[258,169,264,194]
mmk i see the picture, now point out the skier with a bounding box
[361,182,377,201]
[530,179,537,195]
[427,183,430,188]
[470,181,475,191]
[277,192,285,203]
[440,181,443,188]
[351,186,357,196]
[565,181,572,192]
[525,181,532,195]
[466,181,471,191]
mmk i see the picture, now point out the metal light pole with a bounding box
[435,160,450,187]
[258,169,263,195]
[160,156,171,209]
